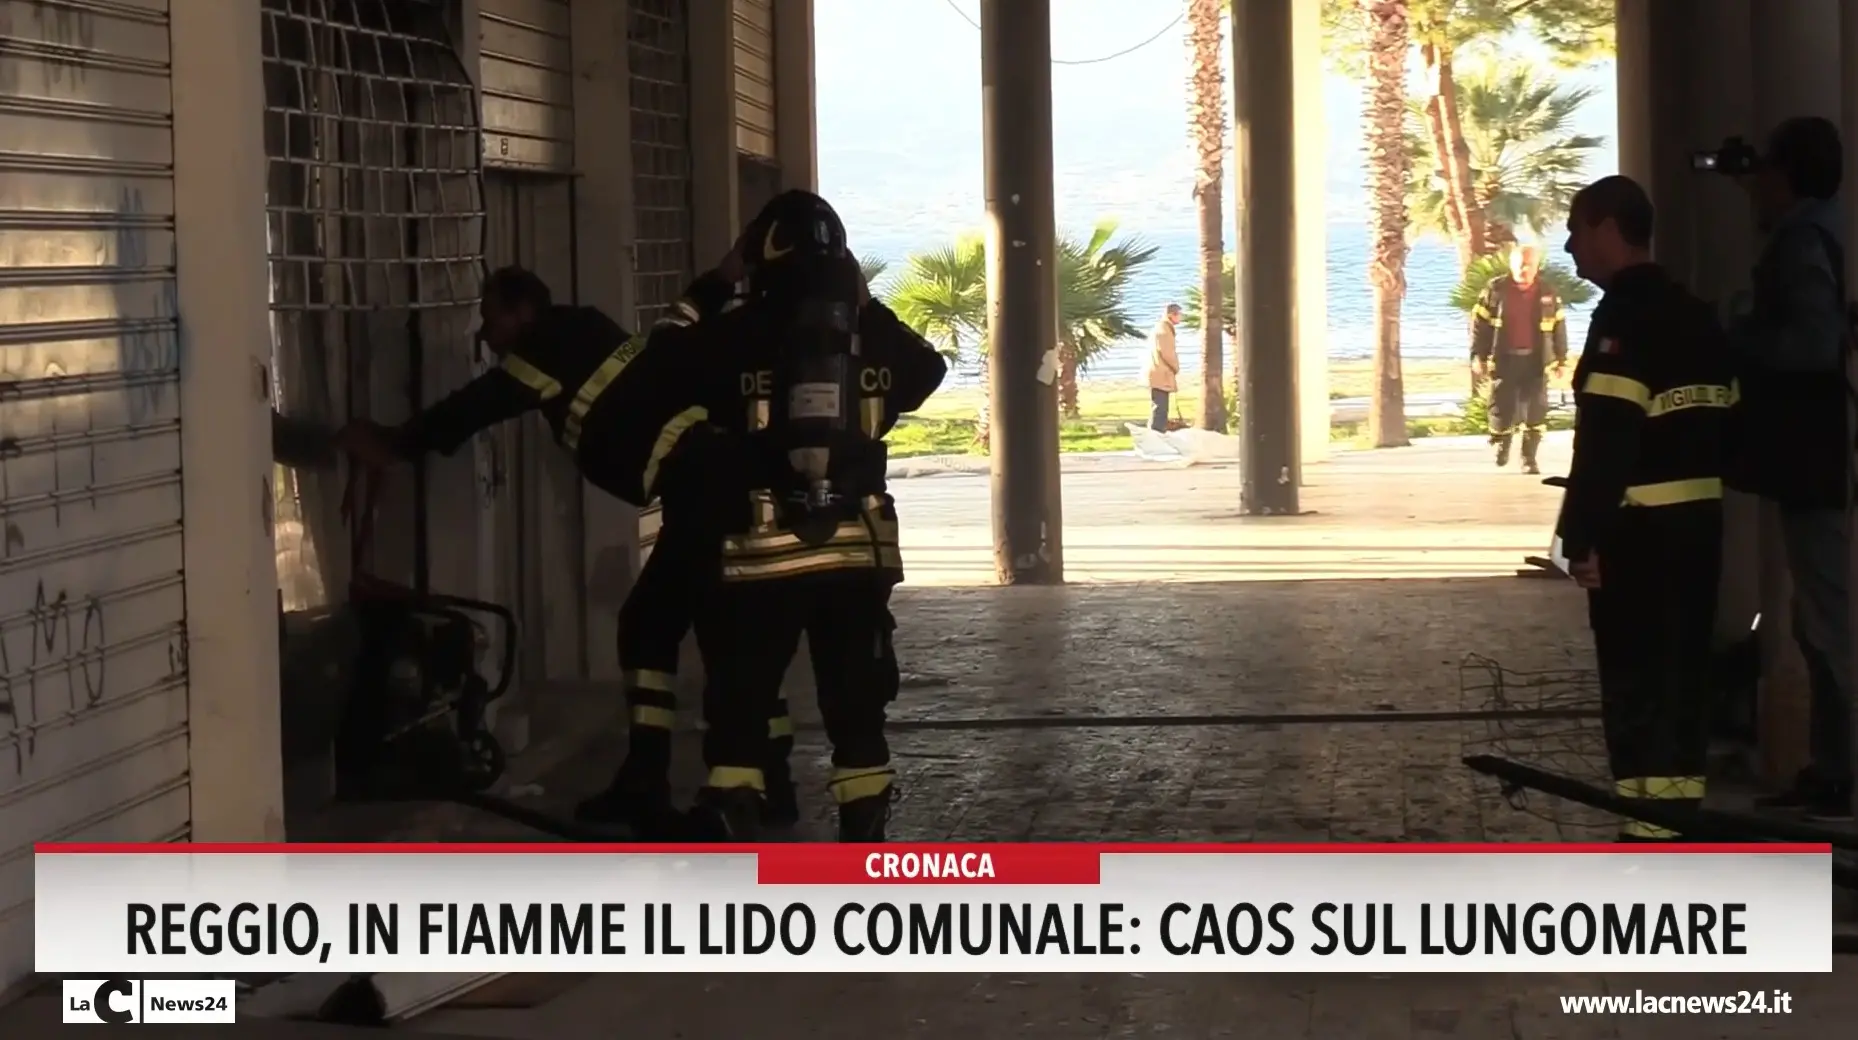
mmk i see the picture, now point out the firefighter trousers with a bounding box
[618,521,793,775]
[1489,368,1549,460]
[1587,508,1722,840]
[699,570,898,807]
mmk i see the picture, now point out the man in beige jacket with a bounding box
[1147,303,1182,430]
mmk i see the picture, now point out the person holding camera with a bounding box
[1717,117,1853,821]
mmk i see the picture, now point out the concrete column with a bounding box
[1750,0,1841,786]
[1685,1,1765,726]
[689,0,741,263]
[572,0,640,680]
[1231,0,1299,514]
[1615,1,1695,276]
[170,0,286,841]
[980,0,1063,584]
[1290,0,1328,467]
[1842,0,1858,811]
[773,0,819,192]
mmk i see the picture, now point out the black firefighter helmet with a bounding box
[739,190,855,298]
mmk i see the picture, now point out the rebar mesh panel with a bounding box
[263,0,485,607]
[1458,653,1617,839]
[628,0,695,330]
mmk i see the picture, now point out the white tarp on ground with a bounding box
[1126,423,1242,465]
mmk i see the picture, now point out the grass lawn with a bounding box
[891,358,1576,459]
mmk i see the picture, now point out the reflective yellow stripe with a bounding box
[708,766,764,792]
[624,668,676,693]
[1539,307,1565,331]
[722,543,904,581]
[674,299,701,323]
[563,337,645,450]
[767,715,794,740]
[1582,372,1650,408]
[1622,478,1722,507]
[1621,818,1679,839]
[1615,778,1645,798]
[500,354,563,400]
[1644,382,1736,418]
[860,395,884,437]
[629,705,678,730]
[1641,776,1706,800]
[643,406,710,499]
[1472,303,1495,321]
[829,767,894,804]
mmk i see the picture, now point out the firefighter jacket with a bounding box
[1557,263,1736,562]
[1471,274,1570,375]
[597,293,949,583]
[394,304,645,501]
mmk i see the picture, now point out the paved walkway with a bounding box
[298,435,1857,1036]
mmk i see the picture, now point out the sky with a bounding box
[813,0,1620,242]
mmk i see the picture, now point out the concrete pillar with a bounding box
[1231,0,1299,514]
[773,0,819,192]
[689,0,741,263]
[1290,0,1328,467]
[1615,1,1695,276]
[170,0,286,841]
[1842,0,1858,811]
[1685,1,1765,726]
[1750,0,1841,786]
[980,0,1064,584]
[572,0,639,680]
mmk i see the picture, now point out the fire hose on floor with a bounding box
[1463,754,1858,954]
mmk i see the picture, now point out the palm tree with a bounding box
[1181,253,1237,338]
[1056,220,1158,417]
[858,256,890,292]
[1404,57,1604,251]
[888,222,1154,425]
[1185,0,1228,432]
[1362,0,1410,449]
[886,238,987,364]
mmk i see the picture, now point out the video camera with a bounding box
[1691,135,1761,176]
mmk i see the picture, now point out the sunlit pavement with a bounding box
[281,430,1858,1037]
[893,433,1572,584]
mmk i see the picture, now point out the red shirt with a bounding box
[1502,281,1537,354]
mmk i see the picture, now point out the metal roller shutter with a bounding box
[732,0,775,159]
[480,0,574,172]
[627,0,695,560]
[0,0,185,997]
[482,172,584,681]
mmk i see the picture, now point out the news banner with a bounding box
[34,842,1833,975]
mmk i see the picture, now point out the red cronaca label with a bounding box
[756,844,1103,885]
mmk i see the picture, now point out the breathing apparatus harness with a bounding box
[740,199,887,551]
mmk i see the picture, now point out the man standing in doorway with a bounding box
[1147,303,1182,431]
[1472,242,1570,475]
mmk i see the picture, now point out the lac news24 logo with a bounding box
[62,978,237,1025]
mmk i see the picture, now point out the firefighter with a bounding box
[1559,175,1736,841]
[1471,242,1570,475]
[595,190,947,842]
[573,262,806,833]
[330,266,789,838]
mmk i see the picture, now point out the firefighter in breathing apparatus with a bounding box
[333,267,793,837]
[1559,175,1736,841]
[600,190,948,842]
[572,261,808,835]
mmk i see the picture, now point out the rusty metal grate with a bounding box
[262,0,486,607]
[627,0,695,330]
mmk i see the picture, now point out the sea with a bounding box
[841,221,1597,386]
[812,0,1615,387]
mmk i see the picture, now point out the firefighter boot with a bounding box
[687,785,765,843]
[761,703,800,827]
[1492,434,1513,468]
[762,758,800,827]
[837,788,893,843]
[574,758,687,840]
[1520,429,1543,475]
